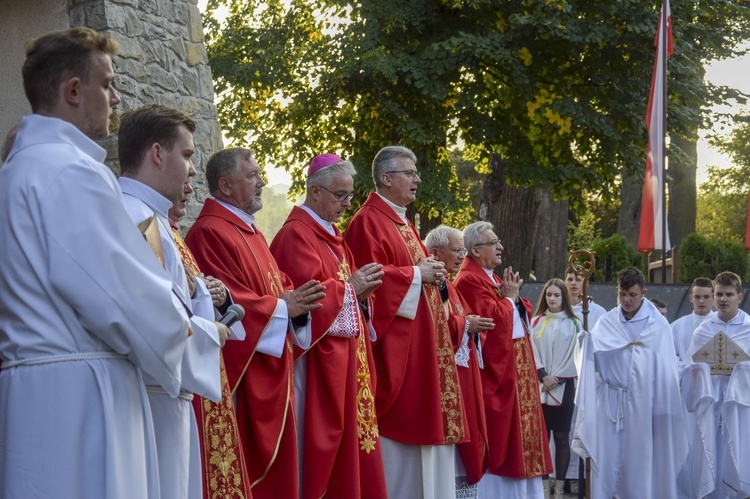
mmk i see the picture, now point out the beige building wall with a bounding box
[0,1,223,229]
[0,0,70,147]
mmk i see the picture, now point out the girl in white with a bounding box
[531,279,581,499]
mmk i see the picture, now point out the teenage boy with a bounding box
[573,267,687,499]
[682,272,750,498]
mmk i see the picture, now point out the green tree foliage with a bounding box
[568,190,620,251]
[202,0,750,231]
[568,210,601,253]
[696,116,750,243]
[590,235,645,282]
[255,186,295,241]
[696,165,747,243]
[678,233,749,282]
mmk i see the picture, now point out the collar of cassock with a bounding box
[482,267,499,286]
[709,309,744,326]
[299,204,335,235]
[619,298,650,324]
[118,177,171,220]
[215,198,256,233]
[375,192,409,224]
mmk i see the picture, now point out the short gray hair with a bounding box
[463,221,494,252]
[306,159,356,190]
[206,147,254,194]
[425,224,463,251]
[372,145,417,188]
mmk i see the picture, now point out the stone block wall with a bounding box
[67,0,223,228]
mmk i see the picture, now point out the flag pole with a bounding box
[661,2,668,283]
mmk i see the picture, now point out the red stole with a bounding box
[344,192,467,445]
[270,206,386,499]
[185,199,297,499]
[172,226,253,499]
[454,257,552,478]
[446,281,490,484]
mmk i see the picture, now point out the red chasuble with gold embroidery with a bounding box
[185,199,297,499]
[270,206,387,499]
[344,193,467,445]
[454,257,552,479]
[172,226,253,499]
[445,281,489,484]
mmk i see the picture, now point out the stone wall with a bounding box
[68,0,223,228]
[1,0,222,228]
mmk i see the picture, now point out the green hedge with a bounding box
[678,233,749,282]
[589,235,645,282]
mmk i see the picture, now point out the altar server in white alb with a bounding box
[572,267,687,499]
[0,28,191,498]
[671,276,715,498]
[671,277,715,366]
[682,272,750,498]
[117,105,230,499]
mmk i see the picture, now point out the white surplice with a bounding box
[119,177,222,499]
[681,310,750,498]
[0,115,190,498]
[572,298,687,499]
[672,311,715,366]
[671,310,714,498]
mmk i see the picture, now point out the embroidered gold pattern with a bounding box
[356,331,379,453]
[395,222,466,444]
[693,330,750,375]
[268,267,284,298]
[202,360,250,498]
[337,261,351,282]
[514,338,548,476]
[172,229,250,498]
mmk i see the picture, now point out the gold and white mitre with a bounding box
[692,331,750,375]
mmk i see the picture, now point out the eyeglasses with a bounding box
[317,184,355,203]
[385,170,421,180]
[474,239,501,248]
[449,247,468,256]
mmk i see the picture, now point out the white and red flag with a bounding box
[638,0,674,253]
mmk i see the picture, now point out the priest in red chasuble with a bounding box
[185,148,326,499]
[343,145,468,499]
[425,225,495,498]
[170,179,253,499]
[269,154,387,499]
[453,221,552,498]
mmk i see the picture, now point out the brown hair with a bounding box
[23,27,118,112]
[714,271,742,294]
[534,278,576,318]
[691,277,714,292]
[118,105,196,174]
[206,147,254,194]
[618,266,645,290]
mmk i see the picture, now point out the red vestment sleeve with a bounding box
[185,200,299,497]
[185,220,284,392]
[269,214,347,357]
[343,194,468,444]
[270,207,387,499]
[343,209,415,336]
[447,281,490,483]
[454,257,552,478]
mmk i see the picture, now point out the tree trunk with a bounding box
[533,192,569,281]
[618,169,642,247]
[669,132,697,248]
[479,155,568,281]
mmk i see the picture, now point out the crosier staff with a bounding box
[567,249,595,499]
